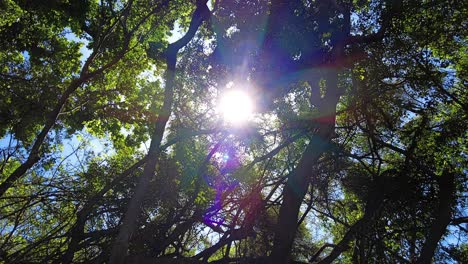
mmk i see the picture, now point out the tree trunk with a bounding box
[416,171,456,264]
[0,43,129,197]
[109,2,210,263]
[108,56,176,264]
[0,79,81,197]
[271,71,340,263]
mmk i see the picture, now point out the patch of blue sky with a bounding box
[62,27,92,65]
[0,128,114,173]
[168,22,183,44]
[20,50,29,61]
[61,130,114,159]
[0,133,14,149]
[54,131,113,173]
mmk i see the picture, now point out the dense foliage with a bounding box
[0,0,466,263]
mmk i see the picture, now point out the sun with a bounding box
[219,89,254,125]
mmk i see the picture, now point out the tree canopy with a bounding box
[0,0,467,263]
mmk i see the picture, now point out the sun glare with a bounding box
[219,90,254,125]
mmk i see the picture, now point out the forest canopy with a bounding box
[0,0,467,263]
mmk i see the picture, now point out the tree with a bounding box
[0,0,466,263]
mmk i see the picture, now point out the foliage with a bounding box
[0,0,466,263]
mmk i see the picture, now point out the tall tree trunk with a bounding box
[270,133,332,264]
[109,54,176,264]
[271,71,341,263]
[109,2,210,263]
[416,171,456,264]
